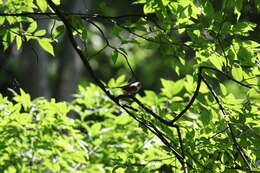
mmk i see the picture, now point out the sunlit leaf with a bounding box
[36,0,48,12]
[27,21,37,33]
[15,36,22,50]
[38,38,54,56]
[53,0,60,5]
[0,16,5,25]
[34,29,46,37]
[161,79,184,97]
[231,65,243,81]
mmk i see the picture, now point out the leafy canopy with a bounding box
[0,0,259,172]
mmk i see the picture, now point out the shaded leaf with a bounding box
[112,50,118,64]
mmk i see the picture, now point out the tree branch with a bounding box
[170,67,202,124]
[176,125,188,173]
[228,123,253,172]
[45,0,187,167]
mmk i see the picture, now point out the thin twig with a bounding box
[130,96,173,126]
[118,24,192,50]
[176,126,188,173]
[201,76,226,115]
[87,45,108,60]
[86,20,138,81]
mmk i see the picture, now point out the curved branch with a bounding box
[130,96,174,127]
[170,67,202,124]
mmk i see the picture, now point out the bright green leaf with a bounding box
[184,75,196,93]
[34,29,46,37]
[248,88,260,102]
[27,21,37,33]
[220,83,227,96]
[36,0,48,12]
[233,22,256,36]
[38,38,54,56]
[0,16,5,25]
[52,0,60,5]
[144,3,155,14]
[209,55,224,70]
[161,79,184,97]
[231,65,243,81]
[15,36,22,50]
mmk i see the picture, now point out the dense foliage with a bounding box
[0,82,170,172]
[0,0,259,172]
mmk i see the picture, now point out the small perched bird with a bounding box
[112,81,141,95]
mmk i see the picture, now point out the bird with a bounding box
[111,81,141,95]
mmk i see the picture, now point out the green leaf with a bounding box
[220,83,227,96]
[231,64,243,81]
[209,55,224,70]
[116,114,131,125]
[36,0,48,12]
[4,166,16,173]
[34,29,46,37]
[199,82,209,94]
[112,50,118,64]
[53,0,60,5]
[53,25,64,39]
[13,89,31,111]
[242,40,260,48]
[143,90,159,105]
[0,16,5,25]
[184,75,196,93]
[233,22,256,36]
[248,88,260,102]
[198,108,212,126]
[82,28,88,41]
[15,36,22,50]
[204,1,215,18]
[27,21,37,33]
[38,38,54,56]
[234,0,243,20]
[144,3,155,14]
[237,47,254,65]
[89,123,102,136]
[161,79,184,97]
